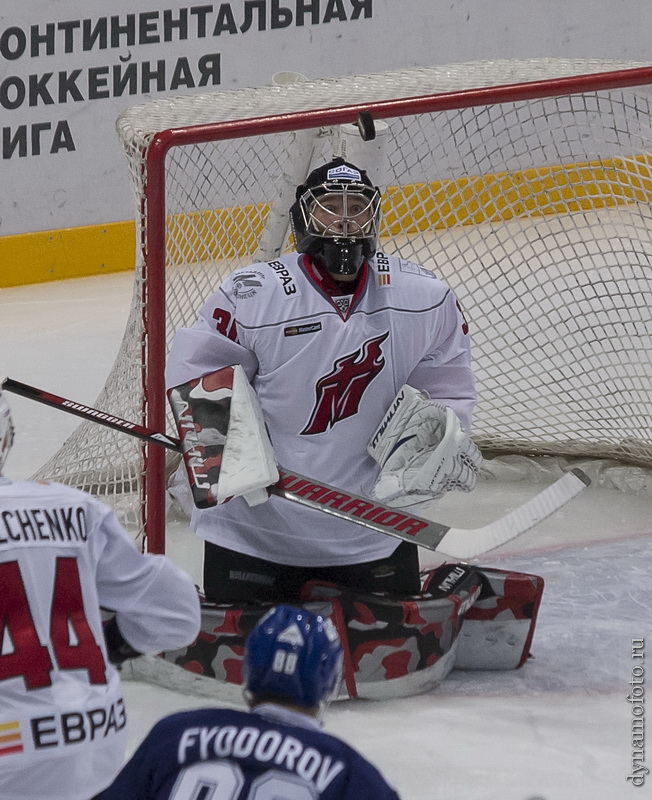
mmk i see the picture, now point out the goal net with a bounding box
[34,58,652,552]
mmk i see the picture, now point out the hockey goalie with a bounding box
[161,157,544,699]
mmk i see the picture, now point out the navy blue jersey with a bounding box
[101,704,400,800]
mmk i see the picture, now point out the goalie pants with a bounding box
[202,540,421,603]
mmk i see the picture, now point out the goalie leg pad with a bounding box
[301,578,483,699]
[160,570,539,699]
[161,573,482,701]
[452,566,545,670]
[161,600,338,688]
[421,561,488,600]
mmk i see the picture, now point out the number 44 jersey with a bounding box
[0,476,201,800]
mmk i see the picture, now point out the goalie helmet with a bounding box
[290,157,381,277]
[0,390,15,473]
[243,605,343,709]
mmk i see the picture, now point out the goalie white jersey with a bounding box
[166,251,476,566]
[0,477,201,800]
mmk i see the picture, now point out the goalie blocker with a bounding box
[159,563,544,700]
[167,365,278,508]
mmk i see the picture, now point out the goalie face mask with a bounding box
[0,390,15,473]
[243,605,343,710]
[290,158,381,277]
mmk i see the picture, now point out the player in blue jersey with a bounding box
[100,605,401,799]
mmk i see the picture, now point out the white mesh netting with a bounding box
[33,58,652,545]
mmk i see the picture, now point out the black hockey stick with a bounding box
[2,376,590,560]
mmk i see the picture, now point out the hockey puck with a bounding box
[356,111,376,141]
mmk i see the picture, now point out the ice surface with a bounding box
[1,271,650,800]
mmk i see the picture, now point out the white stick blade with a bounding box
[435,468,590,560]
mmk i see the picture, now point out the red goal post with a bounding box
[34,59,652,553]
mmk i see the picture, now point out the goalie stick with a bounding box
[2,376,590,560]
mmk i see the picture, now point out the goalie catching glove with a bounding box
[368,385,482,508]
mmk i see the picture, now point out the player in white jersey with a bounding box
[100,604,401,800]
[0,391,201,800]
[166,157,480,604]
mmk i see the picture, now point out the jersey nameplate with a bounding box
[0,505,88,545]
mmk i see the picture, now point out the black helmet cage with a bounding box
[290,173,382,276]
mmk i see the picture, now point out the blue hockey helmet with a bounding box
[243,605,343,708]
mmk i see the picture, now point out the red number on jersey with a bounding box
[0,557,107,690]
[0,560,54,689]
[212,308,238,341]
[50,557,107,684]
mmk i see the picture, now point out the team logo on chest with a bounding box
[301,332,389,435]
